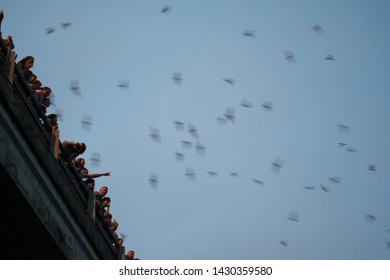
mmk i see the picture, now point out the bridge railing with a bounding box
[0,28,125,260]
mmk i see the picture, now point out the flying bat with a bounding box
[149,173,159,188]
[222,77,234,86]
[172,72,183,85]
[338,142,347,148]
[216,116,228,125]
[161,5,172,15]
[175,151,185,162]
[312,24,323,33]
[242,30,255,38]
[46,27,55,34]
[328,176,342,184]
[195,142,206,155]
[117,80,130,89]
[280,240,289,247]
[60,22,72,29]
[187,123,199,138]
[90,151,101,168]
[80,114,93,131]
[224,107,236,123]
[253,179,265,186]
[271,157,285,174]
[365,214,377,223]
[284,50,296,63]
[240,99,253,108]
[320,184,331,193]
[338,124,350,132]
[181,140,192,149]
[149,127,161,143]
[368,165,377,171]
[346,145,357,153]
[54,109,63,121]
[261,101,273,111]
[325,54,335,61]
[173,119,185,131]
[185,168,196,181]
[70,79,81,96]
[119,233,128,240]
[287,211,299,222]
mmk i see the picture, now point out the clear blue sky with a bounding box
[2,0,390,260]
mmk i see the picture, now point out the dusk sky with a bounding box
[2,0,390,260]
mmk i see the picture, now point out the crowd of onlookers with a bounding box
[1,12,138,259]
[18,55,139,260]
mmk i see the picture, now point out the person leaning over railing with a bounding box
[61,141,86,164]
[84,178,95,193]
[16,55,34,81]
[43,113,59,159]
[102,197,112,225]
[47,113,58,131]
[40,95,51,114]
[3,35,14,50]
[74,157,111,179]
[27,73,38,89]
[35,86,52,109]
[110,220,120,244]
[94,185,108,216]
[15,55,53,117]
[126,250,140,260]
[104,212,113,227]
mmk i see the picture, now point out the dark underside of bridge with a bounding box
[1,165,66,260]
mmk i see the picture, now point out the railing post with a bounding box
[7,50,15,84]
[87,192,97,219]
[50,128,60,159]
[118,246,126,260]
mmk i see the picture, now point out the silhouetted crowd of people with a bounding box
[1,10,138,260]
